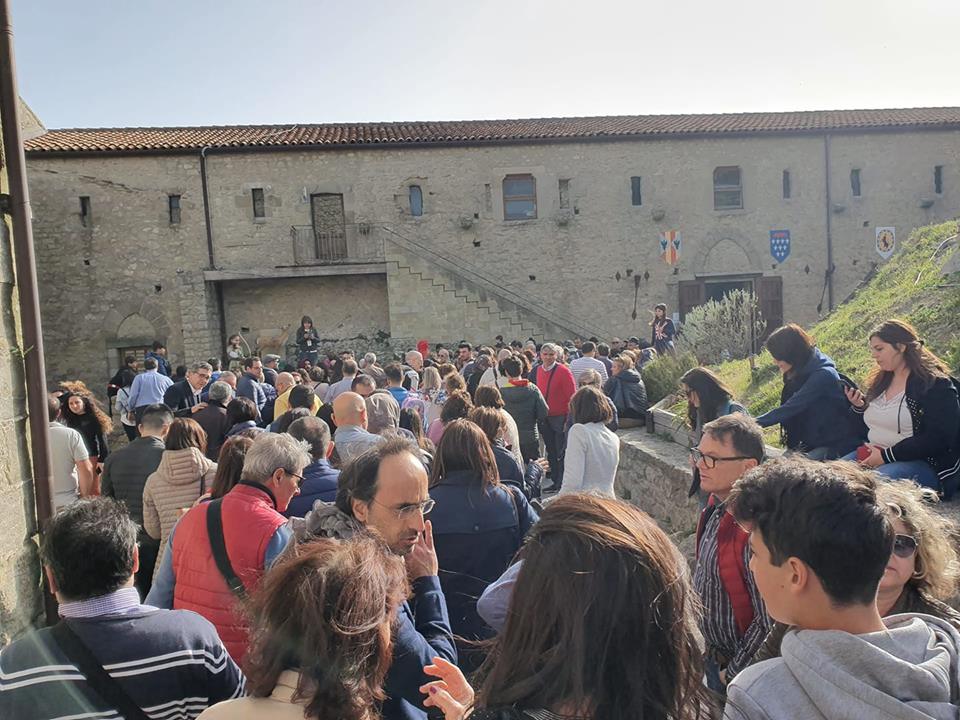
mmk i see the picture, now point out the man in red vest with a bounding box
[692,414,771,693]
[532,343,576,490]
[146,432,311,664]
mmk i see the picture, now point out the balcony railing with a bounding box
[290,225,384,265]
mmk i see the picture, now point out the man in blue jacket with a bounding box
[236,356,267,418]
[283,415,339,518]
[294,437,456,720]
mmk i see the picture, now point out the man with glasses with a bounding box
[294,437,455,720]
[162,360,212,417]
[691,413,772,693]
[146,433,311,664]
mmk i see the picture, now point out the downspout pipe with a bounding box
[0,0,56,618]
[199,146,228,361]
[823,133,835,311]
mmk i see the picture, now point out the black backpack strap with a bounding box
[206,499,246,599]
[49,621,151,720]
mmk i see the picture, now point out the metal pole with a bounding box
[0,0,57,623]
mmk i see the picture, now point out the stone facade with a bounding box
[25,121,960,392]
[0,110,43,644]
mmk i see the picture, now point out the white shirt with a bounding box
[559,422,620,497]
[864,391,914,448]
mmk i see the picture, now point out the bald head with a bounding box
[218,371,237,390]
[333,391,367,428]
[276,372,295,395]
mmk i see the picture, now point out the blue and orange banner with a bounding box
[660,230,681,265]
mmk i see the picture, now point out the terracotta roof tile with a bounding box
[24,107,960,154]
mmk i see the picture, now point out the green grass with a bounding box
[710,220,960,432]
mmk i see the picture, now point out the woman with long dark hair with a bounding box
[422,494,713,720]
[680,366,747,440]
[198,537,408,720]
[295,315,320,365]
[428,419,538,671]
[756,323,861,459]
[59,391,112,466]
[843,319,959,494]
[650,302,676,356]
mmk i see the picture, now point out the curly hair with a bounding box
[875,480,960,601]
[60,391,112,434]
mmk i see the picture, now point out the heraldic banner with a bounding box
[660,230,681,265]
[770,230,791,263]
[876,227,896,260]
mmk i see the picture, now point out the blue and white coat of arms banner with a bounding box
[770,230,791,263]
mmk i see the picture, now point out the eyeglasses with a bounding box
[893,534,918,559]
[689,447,754,469]
[277,468,306,488]
[372,498,435,521]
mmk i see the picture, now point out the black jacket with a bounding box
[101,436,165,529]
[854,374,960,496]
[192,401,232,460]
[604,369,648,419]
[162,380,203,417]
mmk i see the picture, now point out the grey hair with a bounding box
[364,352,377,364]
[219,370,236,383]
[241,432,312,483]
[540,342,561,354]
[189,361,213,373]
[578,369,603,388]
[264,354,281,364]
[208,380,233,403]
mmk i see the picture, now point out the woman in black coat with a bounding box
[603,353,648,428]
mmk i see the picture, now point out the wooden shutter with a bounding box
[757,275,783,338]
[678,280,706,321]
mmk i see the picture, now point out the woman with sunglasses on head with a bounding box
[428,419,539,672]
[752,477,960,665]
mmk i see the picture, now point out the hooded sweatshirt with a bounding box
[724,613,960,720]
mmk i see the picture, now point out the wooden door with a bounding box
[310,194,347,261]
[678,280,706,321]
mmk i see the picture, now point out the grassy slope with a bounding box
[711,220,960,441]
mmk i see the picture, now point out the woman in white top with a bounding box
[198,536,407,720]
[560,386,620,497]
[842,319,959,493]
[420,366,444,430]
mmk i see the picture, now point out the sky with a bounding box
[12,0,960,129]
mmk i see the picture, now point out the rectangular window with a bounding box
[850,169,861,197]
[252,188,266,218]
[782,170,791,199]
[934,165,943,195]
[558,179,570,209]
[79,196,91,227]
[409,185,423,216]
[713,166,742,210]
[631,176,642,206]
[503,174,537,220]
[168,194,181,224]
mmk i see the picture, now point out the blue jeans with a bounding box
[839,452,938,489]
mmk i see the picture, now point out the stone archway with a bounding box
[116,312,155,342]
[695,236,762,275]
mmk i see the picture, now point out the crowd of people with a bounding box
[5,309,960,719]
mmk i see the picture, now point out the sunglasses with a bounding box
[893,534,918,559]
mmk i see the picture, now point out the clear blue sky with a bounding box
[13,0,960,129]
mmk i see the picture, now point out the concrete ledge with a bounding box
[615,428,700,536]
[204,263,387,281]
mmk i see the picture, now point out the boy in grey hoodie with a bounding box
[724,457,960,720]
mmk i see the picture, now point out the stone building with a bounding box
[24,108,960,388]
[0,100,45,643]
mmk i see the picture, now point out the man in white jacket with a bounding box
[724,457,960,720]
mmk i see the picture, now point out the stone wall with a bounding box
[614,428,700,538]
[0,137,42,643]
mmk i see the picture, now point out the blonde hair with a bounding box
[421,366,442,393]
[876,481,960,601]
[614,353,635,370]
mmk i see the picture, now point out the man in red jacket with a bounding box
[146,432,311,663]
[692,414,771,693]
[532,343,576,490]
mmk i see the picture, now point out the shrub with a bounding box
[675,289,766,365]
[641,351,698,405]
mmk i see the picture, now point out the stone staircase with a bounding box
[379,225,612,343]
